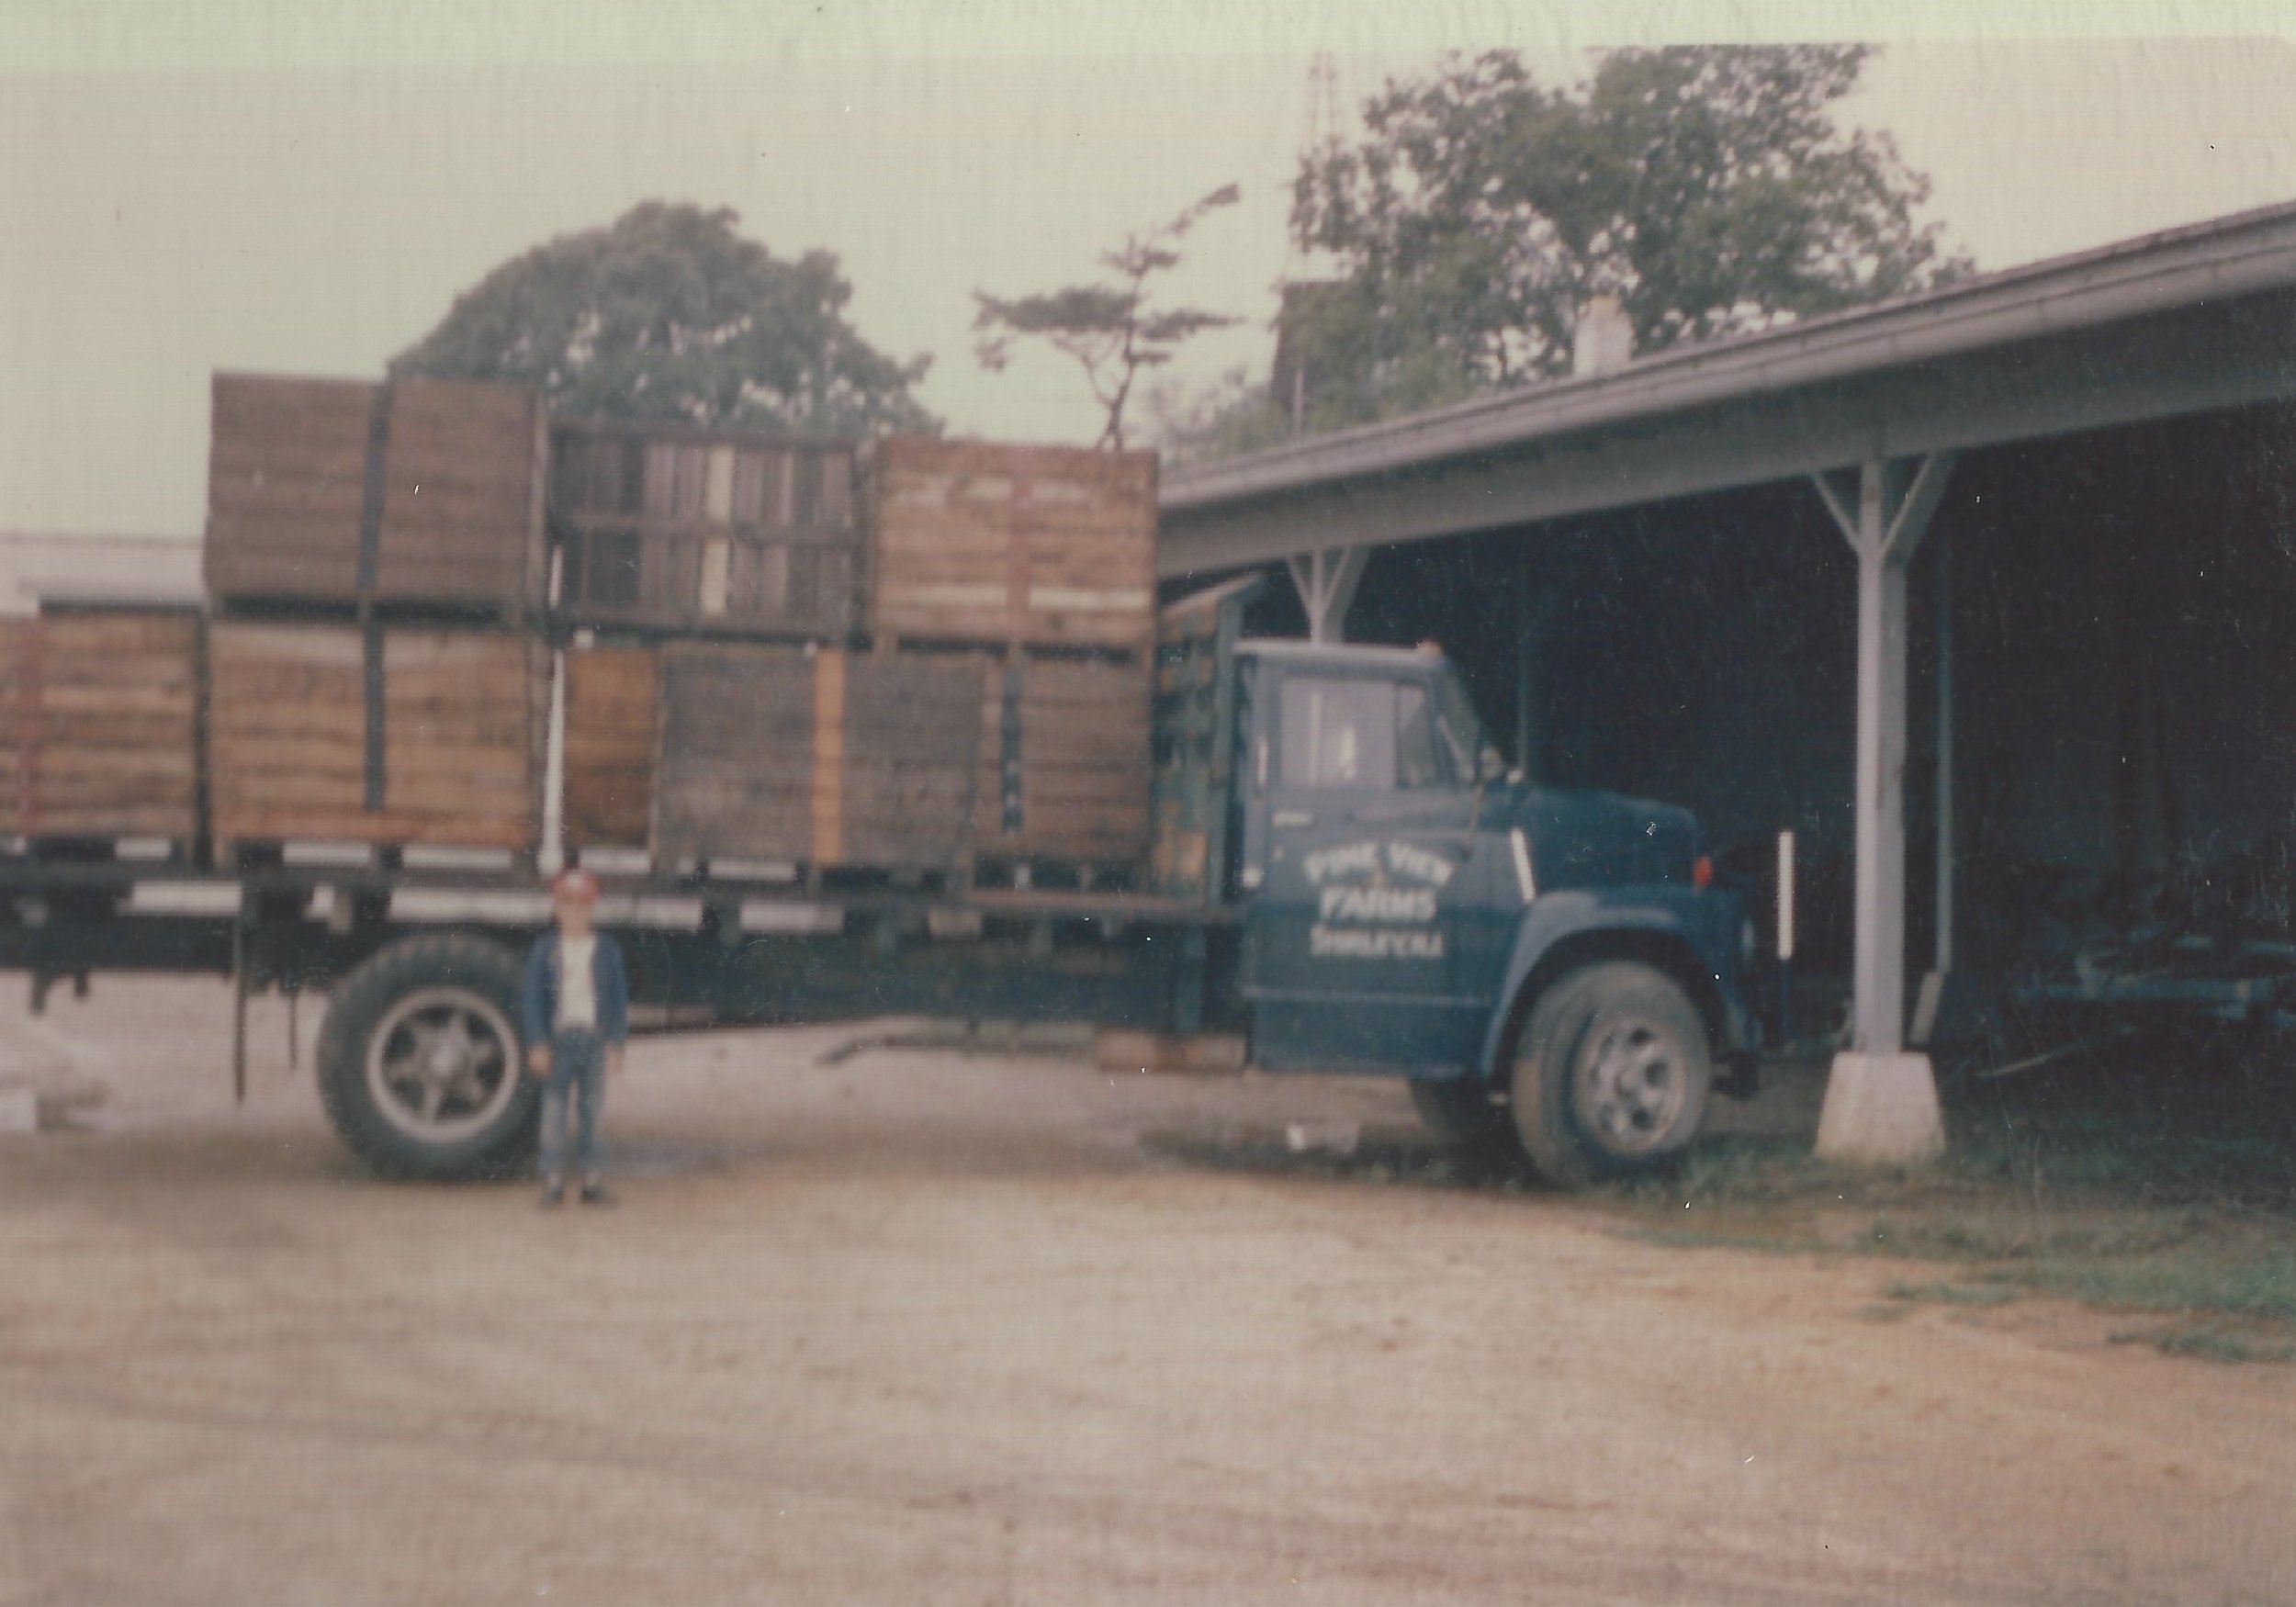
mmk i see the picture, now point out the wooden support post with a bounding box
[1811,452,1956,1165]
[1285,546,1368,644]
[1934,525,1954,975]
[1851,473,1911,1055]
[1911,523,1966,1051]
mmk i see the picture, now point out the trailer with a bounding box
[0,579,1763,1187]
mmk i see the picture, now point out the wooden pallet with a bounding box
[0,609,203,846]
[205,372,549,618]
[862,436,1156,655]
[551,420,861,639]
[206,621,546,855]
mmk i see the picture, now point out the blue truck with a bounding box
[0,579,1761,1186]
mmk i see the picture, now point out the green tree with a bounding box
[1142,365,1295,465]
[974,185,1243,450]
[392,202,936,434]
[1286,46,1967,431]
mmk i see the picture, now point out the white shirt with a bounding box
[557,935,599,1031]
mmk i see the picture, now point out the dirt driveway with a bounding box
[3,979,2293,1605]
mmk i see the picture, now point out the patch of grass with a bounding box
[1603,1135,1823,1206]
[1886,1208,2213,1264]
[1588,1126,2296,1352]
[2030,1244,2296,1324]
[1628,1225,1836,1256]
[2109,1325,2296,1365]
[1888,1214,2035,1261]
[1882,1279,2022,1308]
[1858,1302,1916,1322]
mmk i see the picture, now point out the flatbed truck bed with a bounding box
[2,624,1762,1187]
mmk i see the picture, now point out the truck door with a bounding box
[1244,666,1491,1073]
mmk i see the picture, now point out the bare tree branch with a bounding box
[974,185,1243,449]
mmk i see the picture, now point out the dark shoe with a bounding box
[579,1181,617,1208]
[539,1177,566,1209]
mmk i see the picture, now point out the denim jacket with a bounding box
[521,931,631,1047]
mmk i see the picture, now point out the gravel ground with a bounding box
[3,976,2293,1605]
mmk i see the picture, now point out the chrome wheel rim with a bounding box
[1571,1016,1689,1156]
[364,987,520,1144]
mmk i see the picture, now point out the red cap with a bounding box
[553,866,601,903]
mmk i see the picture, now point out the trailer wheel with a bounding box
[1510,961,1711,1190]
[316,934,537,1182]
[1409,1079,1513,1151]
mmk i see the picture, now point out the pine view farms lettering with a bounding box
[1305,839,1454,962]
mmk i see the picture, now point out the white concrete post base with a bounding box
[1816,1051,1946,1165]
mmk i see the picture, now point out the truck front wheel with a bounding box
[316,934,539,1181]
[1510,961,1711,1189]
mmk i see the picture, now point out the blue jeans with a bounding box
[538,1028,608,1182]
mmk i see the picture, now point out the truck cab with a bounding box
[1225,638,1761,1185]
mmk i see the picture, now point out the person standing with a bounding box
[521,866,630,1208]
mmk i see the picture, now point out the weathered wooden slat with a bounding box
[206,620,543,851]
[0,611,203,842]
[650,644,816,865]
[205,371,546,615]
[562,646,660,850]
[957,651,1154,867]
[863,436,1157,651]
[649,642,982,871]
[218,809,535,853]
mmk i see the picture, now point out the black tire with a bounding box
[316,933,539,1182]
[1409,1078,1514,1151]
[1510,961,1712,1190]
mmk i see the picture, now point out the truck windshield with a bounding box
[1432,669,1491,781]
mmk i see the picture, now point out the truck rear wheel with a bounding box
[316,934,538,1182]
[1510,961,1711,1189]
[1409,1079,1513,1151]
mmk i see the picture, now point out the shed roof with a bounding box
[1158,199,2296,576]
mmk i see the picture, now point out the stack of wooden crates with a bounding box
[868,438,1157,878]
[559,429,1158,884]
[201,373,552,862]
[7,381,1160,885]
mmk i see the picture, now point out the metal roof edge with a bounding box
[1163,197,2296,512]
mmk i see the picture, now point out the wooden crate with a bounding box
[652,644,982,872]
[205,372,549,616]
[207,622,546,854]
[0,609,202,843]
[972,653,1153,870]
[561,645,659,850]
[551,421,860,639]
[863,437,1157,653]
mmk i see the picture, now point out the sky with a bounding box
[3,1,2294,539]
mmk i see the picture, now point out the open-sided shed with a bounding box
[1159,200,2296,1163]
